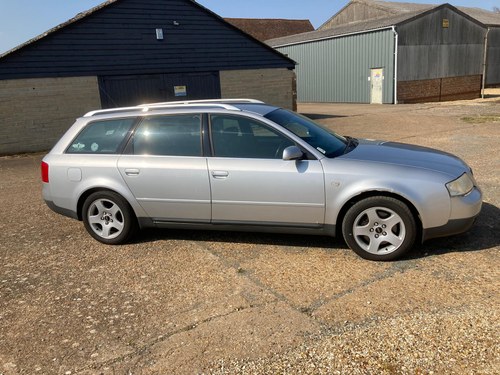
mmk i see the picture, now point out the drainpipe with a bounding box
[392,26,399,104]
[481,27,490,99]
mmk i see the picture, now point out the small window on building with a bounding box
[131,114,202,156]
[442,19,449,28]
[67,118,135,154]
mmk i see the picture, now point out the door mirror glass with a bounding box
[283,146,304,161]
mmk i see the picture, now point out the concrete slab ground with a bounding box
[0,95,498,374]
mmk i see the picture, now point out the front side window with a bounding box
[130,114,202,156]
[265,109,348,158]
[210,115,294,159]
[67,118,135,154]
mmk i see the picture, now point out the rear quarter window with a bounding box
[66,118,136,154]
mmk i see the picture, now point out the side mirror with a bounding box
[283,145,304,161]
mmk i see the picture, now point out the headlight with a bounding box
[446,173,474,197]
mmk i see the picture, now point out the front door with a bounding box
[207,114,325,226]
[370,68,384,104]
[118,113,211,222]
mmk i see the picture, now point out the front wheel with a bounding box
[82,191,137,245]
[342,196,417,261]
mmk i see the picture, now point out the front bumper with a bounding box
[422,187,482,242]
[422,216,478,241]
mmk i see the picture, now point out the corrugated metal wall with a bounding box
[276,29,395,103]
[397,7,485,81]
[486,27,500,86]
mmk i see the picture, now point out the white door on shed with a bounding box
[370,68,384,104]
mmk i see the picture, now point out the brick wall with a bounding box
[220,68,296,110]
[0,76,101,155]
[398,75,482,104]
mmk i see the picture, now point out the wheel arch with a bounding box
[335,190,423,240]
[77,187,133,221]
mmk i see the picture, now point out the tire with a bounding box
[82,191,137,245]
[342,196,417,261]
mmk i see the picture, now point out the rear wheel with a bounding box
[82,191,137,244]
[342,196,417,261]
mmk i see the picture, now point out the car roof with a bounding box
[232,103,280,116]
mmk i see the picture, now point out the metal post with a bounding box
[481,28,490,99]
[392,26,399,104]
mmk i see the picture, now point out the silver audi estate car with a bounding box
[42,99,482,261]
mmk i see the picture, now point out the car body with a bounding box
[42,99,482,260]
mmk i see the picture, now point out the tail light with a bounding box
[41,161,49,183]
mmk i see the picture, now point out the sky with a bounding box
[0,0,498,54]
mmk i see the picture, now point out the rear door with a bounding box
[207,114,325,226]
[117,113,211,222]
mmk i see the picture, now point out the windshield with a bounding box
[265,109,348,158]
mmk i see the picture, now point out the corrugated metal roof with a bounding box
[457,6,500,26]
[268,1,499,47]
[370,0,435,13]
[267,10,423,47]
[370,0,500,26]
[224,18,314,42]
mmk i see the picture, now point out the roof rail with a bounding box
[83,101,247,117]
[84,107,147,117]
[144,103,240,111]
[139,98,264,106]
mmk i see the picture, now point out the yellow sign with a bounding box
[174,85,187,97]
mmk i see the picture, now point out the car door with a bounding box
[208,114,325,227]
[117,113,211,222]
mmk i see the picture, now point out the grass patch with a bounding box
[461,114,500,124]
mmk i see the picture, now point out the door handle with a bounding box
[125,168,140,176]
[211,170,229,179]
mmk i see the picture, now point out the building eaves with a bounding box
[267,10,425,47]
[0,0,296,67]
[0,0,119,59]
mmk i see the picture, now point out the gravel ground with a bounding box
[0,94,499,374]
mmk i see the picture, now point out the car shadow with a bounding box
[133,202,499,258]
[410,202,500,258]
[135,227,342,250]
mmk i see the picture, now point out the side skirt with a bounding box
[137,218,336,237]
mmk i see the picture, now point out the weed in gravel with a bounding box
[461,114,500,124]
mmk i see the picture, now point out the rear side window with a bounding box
[129,114,202,156]
[67,118,135,154]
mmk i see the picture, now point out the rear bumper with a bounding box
[44,199,78,220]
